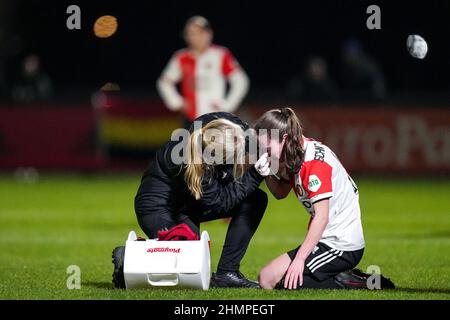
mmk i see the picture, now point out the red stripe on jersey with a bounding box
[178,51,197,121]
[221,48,238,76]
[300,159,333,200]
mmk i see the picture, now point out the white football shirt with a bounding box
[291,138,365,251]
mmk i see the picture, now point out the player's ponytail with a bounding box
[184,119,246,200]
[282,108,304,174]
[255,107,304,175]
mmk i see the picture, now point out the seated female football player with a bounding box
[255,107,394,290]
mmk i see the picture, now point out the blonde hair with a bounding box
[184,119,245,200]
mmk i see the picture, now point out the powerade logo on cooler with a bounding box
[308,175,322,192]
[147,247,181,253]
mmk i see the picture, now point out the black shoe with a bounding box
[335,269,396,290]
[211,271,260,288]
[112,246,126,289]
[334,269,369,289]
[352,268,395,289]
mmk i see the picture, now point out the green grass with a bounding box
[0,173,449,299]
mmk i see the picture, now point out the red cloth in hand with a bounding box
[157,223,200,241]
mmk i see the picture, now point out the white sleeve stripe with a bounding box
[310,192,333,203]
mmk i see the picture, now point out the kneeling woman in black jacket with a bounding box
[134,112,269,288]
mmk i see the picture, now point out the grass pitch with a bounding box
[0,173,449,299]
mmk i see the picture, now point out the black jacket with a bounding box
[135,112,264,219]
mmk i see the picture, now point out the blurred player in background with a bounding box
[11,54,53,103]
[157,16,249,128]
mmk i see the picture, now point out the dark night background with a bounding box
[2,0,450,103]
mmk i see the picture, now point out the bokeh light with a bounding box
[93,15,118,38]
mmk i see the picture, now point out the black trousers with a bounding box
[135,188,268,273]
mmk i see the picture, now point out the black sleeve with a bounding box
[199,166,264,214]
[157,140,184,178]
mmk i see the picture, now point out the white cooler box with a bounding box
[123,230,211,290]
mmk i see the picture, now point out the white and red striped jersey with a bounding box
[157,45,249,121]
[291,138,365,251]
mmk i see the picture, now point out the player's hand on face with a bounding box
[255,152,271,177]
[284,257,305,290]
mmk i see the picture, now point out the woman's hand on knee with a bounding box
[284,257,305,290]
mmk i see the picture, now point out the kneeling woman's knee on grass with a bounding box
[258,253,292,289]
